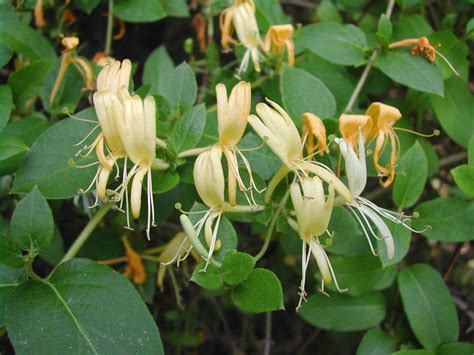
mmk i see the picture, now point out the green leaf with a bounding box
[143,46,175,95]
[451,165,474,197]
[152,170,180,194]
[0,135,29,175]
[2,112,49,146]
[326,207,363,255]
[0,265,27,327]
[377,14,393,39]
[39,228,64,266]
[398,264,459,349]
[74,0,101,14]
[430,77,474,148]
[437,342,474,355]
[239,132,281,180]
[378,220,411,267]
[469,136,474,166]
[190,261,223,290]
[114,0,166,23]
[394,14,432,39]
[0,43,13,68]
[393,141,428,208]
[281,66,336,123]
[171,104,206,153]
[392,351,435,355]
[0,20,56,61]
[299,292,386,331]
[12,109,98,199]
[231,268,284,313]
[221,252,255,286]
[413,197,474,242]
[10,186,54,251]
[396,0,421,10]
[318,255,397,296]
[160,0,189,17]
[162,62,197,113]
[300,22,367,66]
[254,0,289,31]
[375,50,444,96]
[5,258,164,353]
[0,235,23,268]
[316,0,342,23]
[8,59,55,108]
[0,84,13,131]
[356,328,396,355]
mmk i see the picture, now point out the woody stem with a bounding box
[255,189,290,261]
[343,0,396,113]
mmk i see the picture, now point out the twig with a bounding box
[343,0,396,113]
[443,242,465,281]
[263,312,272,355]
[104,0,114,55]
[296,328,321,355]
[439,151,467,168]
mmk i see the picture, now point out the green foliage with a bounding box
[114,0,166,23]
[191,262,224,290]
[0,135,29,175]
[0,235,23,268]
[221,252,255,286]
[162,62,197,114]
[356,328,396,355]
[398,264,459,349]
[451,165,474,197]
[170,104,206,153]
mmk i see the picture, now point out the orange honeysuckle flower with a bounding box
[122,236,146,284]
[338,114,373,151]
[192,13,207,52]
[264,24,294,67]
[388,37,439,62]
[302,112,329,158]
[365,102,402,188]
[34,0,46,28]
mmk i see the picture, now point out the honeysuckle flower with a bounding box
[302,112,329,158]
[220,0,263,74]
[365,102,402,188]
[247,98,352,205]
[264,24,295,67]
[122,236,146,284]
[339,113,373,151]
[288,176,346,310]
[158,232,192,291]
[178,145,263,270]
[335,126,429,260]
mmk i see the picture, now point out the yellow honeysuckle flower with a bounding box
[264,24,295,67]
[220,0,263,74]
[365,102,402,187]
[338,113,373,151]
[289,177,346,310]
[248,98,352,204]
[302,112,329,158]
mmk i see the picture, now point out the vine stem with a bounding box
[254,190,290,261]
[263,312,272,355]
[61,203,113,263]
[343,0,396,113]
[104,0,114,55]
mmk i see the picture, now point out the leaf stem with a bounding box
[104,0,114,55]
[254,190,290,261]
[343,0,396,113]
[61,203,113,263]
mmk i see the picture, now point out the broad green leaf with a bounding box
[190,261,223,290]
[375,50,444,96]
[231,268,284,313]
[0,235,23,268]
[10,186,54,251]
[317,255,397,296]
[8,59,55,108]
[0,265,27,327]
[413,197,474,242]
[356,328,396,355]
[326,207,363,255]
[114,0,166,22]
[428,30,469,80]
[152,170,180,194]
[316,1,342,23]
[281,66,336,123]
[239,132,281,180]
[162,62,197,113]
[254,0,289,31]
[171,104,206,152]
[0,20,56,61]
[12,109,97,199]
[378,220,411,267]
[221,252,255,286]
[143,46,175,95]
[451,165,474,197]
[469,136,474,165]
[430,77,474,148]
[396,0,421,9]
[0,84,13,130]
[39,228,64,266]
[393,141,428,208]
[74,0,101,13]
[5,258,164,354]
[300,22,367,66]
[0,43,12,68]
[392,351,434,355]
[398,264,459,349]
[161,0,189,17]
[300,292,386,331]
[394,14,432,39]
[437,342,474,355]
[0,135,29,175]
[377,14,393,39]
[2,113,49,146]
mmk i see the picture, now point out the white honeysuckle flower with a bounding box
[336,129,428,260]
[96,59,132,96]
[289,177,346,311]
[248,98,352,205]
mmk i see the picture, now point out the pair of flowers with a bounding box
[78,60,167,239]
[220,0,295,73]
